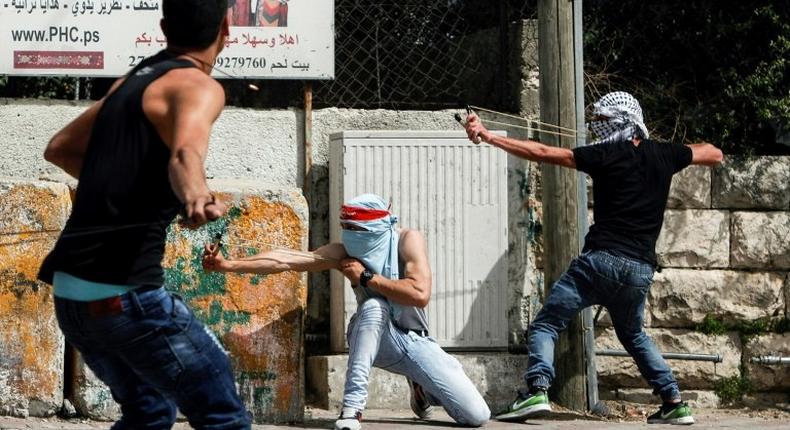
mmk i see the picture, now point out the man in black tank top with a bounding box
[39,0,251,428]
[464,92,723,425]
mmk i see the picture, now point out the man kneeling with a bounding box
[203,194,490,430]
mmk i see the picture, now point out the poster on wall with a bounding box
[0,0,334,79]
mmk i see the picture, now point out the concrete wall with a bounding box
[0,180,69,418]
[0,99,301,187]
[0,175,308,422]
[0,98,542,350]
[163,182,309,423]
[68,183,309,424]
[0,99,540,413]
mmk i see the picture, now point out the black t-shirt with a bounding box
[38,51,196,286]
[572,139,693,266]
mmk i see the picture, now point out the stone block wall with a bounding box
[593,159,790,405]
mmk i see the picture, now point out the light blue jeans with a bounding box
[525,249,681,402]
[343,297,490,426]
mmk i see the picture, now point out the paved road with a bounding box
[1,408,788,429]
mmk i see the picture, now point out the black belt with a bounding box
[398,326,429,337]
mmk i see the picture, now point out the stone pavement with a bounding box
[1,408,789,430]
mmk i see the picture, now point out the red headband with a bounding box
[340,205,390,221]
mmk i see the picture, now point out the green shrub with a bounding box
[695,315,789,337]
[714,375,753,403]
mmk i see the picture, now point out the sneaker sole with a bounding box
[647,416,695,425]
[411,405,433,420]
[495,403,551,421]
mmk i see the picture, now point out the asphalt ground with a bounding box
[1,406,789,430]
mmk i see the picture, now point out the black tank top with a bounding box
[38,51,197,286]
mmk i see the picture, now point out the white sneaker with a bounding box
[407,378,434,420]
[334,407,362,430]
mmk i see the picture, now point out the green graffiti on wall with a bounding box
[163,205,252,335]
[239,370,277,411]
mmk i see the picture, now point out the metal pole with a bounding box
[750,356,790,365]
[572,0,598,414]
[596,349,723,363]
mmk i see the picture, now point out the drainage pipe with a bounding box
[596,349,723,363]
[750,356,790,365]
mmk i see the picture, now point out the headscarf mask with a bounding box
[588,91,649,145]
[340,194,399,281]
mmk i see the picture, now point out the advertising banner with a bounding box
[0,0,334,79]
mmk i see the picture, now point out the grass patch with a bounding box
[714,375,753,403]
[695,315,789,338]
[696,314,727,335]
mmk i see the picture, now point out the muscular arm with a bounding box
[164,75,225,209]
[204,242,345,274]
[365,230,432,308]
[464,113,576,168]
[146,68,226,224]
[688,142,724,167]
[43,78,124,178]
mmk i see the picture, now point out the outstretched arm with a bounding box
[203,242,345,274]
[464,113,576,168]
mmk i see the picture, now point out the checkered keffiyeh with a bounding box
[588,92,649,145]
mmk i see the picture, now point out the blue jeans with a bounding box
[55,287,251,430]
[525,249,681,402]
[344,298,490,426]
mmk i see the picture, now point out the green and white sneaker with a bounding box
[495,390,551,421]
[647,402,695,425]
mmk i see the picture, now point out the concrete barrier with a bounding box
[0,179,70,417]
[71,182,309,424]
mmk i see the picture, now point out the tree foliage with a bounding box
[583,1,790,154]
[0,76,82,99]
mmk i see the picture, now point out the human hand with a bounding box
[202,243,230,272]
[340,258,366,285]
[464,113,491,144]
[180,194,227,229]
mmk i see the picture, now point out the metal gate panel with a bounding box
[329,131,508,350]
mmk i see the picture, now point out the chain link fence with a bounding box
[313,0,536,110]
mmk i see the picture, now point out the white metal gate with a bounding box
[329,131,509,350]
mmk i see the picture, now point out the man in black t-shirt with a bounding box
[464,92,723,425]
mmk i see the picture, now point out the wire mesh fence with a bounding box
[313,0,537,110]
